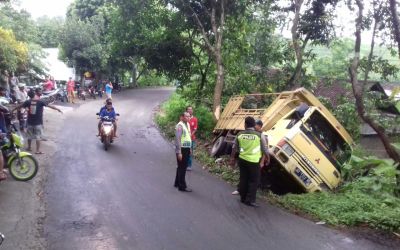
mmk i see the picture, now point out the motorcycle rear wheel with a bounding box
[9,155,39,181]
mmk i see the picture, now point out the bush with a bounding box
[156,93,216,139]
[138,72,171,87]
[156,93,188,138]
[194,105,215,139]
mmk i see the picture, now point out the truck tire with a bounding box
[211,136,227,157]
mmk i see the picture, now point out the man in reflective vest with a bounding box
[230,116,268,207]
[174,112,192,192]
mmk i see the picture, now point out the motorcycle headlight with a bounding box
[103,126,112,134]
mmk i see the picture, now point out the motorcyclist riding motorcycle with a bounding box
[97,99,117,138]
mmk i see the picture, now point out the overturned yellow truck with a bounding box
[211,88,354,193]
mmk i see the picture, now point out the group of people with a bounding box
[174,109,269,207]
[0,87,63,181]
[66,77,114,104]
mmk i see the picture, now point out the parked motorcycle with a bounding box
[1,114,39,181]
[88,86,96,99]
[77,88,87,101]
[41,89,59,105]
[56,86,68,103]
[96,113,119,151]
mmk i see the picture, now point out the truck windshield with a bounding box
[304,111,351,167]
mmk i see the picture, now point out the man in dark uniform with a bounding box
[174,112,192,192]
[230,117,268,207]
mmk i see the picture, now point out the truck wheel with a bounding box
[211,136,227,157]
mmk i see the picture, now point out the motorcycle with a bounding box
[88,86,96,99]
[56,86,68,103]
[41,89,59,105]
[96,113,119,151]
[1,113,39,181]
[77,87,87,101]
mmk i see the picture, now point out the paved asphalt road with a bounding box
[44,88,391,250]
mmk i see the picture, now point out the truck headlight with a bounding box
[281,142,295,156]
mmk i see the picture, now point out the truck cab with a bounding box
[266,105,352,192]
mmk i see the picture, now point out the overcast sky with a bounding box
[17,0,74,19]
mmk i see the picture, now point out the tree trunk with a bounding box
[350,0,400,196]
[389,0,400,58]
[131,56,137,88]
[186,0,226,120]
[288,56,303,88]
[288,0,305,87]
[213,52,224,120]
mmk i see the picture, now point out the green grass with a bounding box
[276,187,400,232]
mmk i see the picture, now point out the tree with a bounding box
[0,3,38,43]
[282,0,339,87]
[0,27,28,73]
[35,16,64,48]
[60,0,113,79]
[389,0,400,58]
[166,0,262,120]
[349,0,400,196]
[67,0,107,19]
[59,15,108,77]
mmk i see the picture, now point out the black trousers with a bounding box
[174,147,191,190]
[238,158,260,203]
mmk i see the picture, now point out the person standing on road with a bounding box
[229,117,268,207]
[186,106,197,171]
[67,77,75,104]
[232,119,266,195]
[105,81,113,99]
[174,112,192,192]
[13,88,63,154]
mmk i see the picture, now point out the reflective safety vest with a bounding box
[176,121,192,148]
[238,131,261,163]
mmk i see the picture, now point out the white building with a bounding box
[42,48,75,81]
